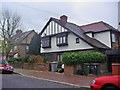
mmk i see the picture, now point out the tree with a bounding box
[28,33,41,55]
[0,9,22,59]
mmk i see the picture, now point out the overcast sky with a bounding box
[1,0,119,33]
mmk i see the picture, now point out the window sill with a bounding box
[42,46,51,48]
[57,43,68,46]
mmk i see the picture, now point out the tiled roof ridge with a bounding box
[80,21,105,27]
[22,30,34,34]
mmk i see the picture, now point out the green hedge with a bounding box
[62,52,106,66]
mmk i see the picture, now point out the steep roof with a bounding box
[41,18,110,49]
[53,18,110,49]
[80,21,117,32]
[12,30,35,44]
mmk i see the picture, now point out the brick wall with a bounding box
[33,62,50,71]
[112,63,120,75]
[64,64,74,75]
[64,63,108,75]
[23,62,50,71]
[18,45,26,57]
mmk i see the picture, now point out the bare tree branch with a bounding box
[0,9,22,59]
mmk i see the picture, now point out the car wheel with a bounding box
[10,71,13,74]
[103,86,118,90]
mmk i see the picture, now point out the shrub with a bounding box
[62,52,106,66]
[7,57,22,64]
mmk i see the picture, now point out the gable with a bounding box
[41,20,68,37]
[41,17,110,49]
[22,31,35,44]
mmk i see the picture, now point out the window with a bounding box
[42,37,51,48]
[26,46,29,50]
[60,37,62,44]
[76,38,79,43]
[63,37,66,43]
[112,34,116,42]
[56,33,68,46]
[57,54,62,61]
[92,32,94,37]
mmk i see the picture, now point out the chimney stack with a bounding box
[16,30,22,36]
[60,15,68,22]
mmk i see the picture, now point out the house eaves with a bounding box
[40,17,110,49]
[52,18,110,49]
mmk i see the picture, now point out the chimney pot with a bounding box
[60,15,67,22]
[16,30,22,36]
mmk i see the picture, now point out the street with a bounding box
[2,73,79,89]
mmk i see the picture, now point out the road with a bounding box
[2,73,80,89]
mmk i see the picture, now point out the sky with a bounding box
[0,0,119,33]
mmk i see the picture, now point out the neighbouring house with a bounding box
[40,15,120,63]
[10,30,35,58]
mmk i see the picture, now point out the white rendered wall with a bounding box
[94,31,111,48]
[41,33,93,53]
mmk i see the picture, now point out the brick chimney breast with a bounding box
[60,15,68,22]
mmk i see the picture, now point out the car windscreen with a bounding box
[0,60,8,65]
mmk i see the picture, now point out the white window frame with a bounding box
[26,46,29,50]
[112,34,116,42]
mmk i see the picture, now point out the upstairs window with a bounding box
[56,33,68,46]
[42,37,51,48]
[76,38,79,43]
[112,34,116,43]
[92,32,94,37]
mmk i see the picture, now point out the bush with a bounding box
[62,52,106,66]
[7,56,30,64]
[7,58,22,64]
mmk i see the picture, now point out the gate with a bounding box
[107,55,120,72]
[106,50,120,72]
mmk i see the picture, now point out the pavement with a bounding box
[14,68,112,89]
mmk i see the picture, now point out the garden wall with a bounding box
[64,63,108,75]
[23,62,50,71]
[64,64,74,75]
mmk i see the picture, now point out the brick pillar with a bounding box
[112,63,120,75]
[64,64,74,75]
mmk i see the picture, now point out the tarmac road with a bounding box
[2,74,80,89]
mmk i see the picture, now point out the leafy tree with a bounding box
[0,9,22,59]
[28,33,41,55]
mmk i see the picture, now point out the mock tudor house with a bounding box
[40,15,120,62]
[11,30,35,58]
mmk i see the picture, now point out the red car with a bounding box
[0,59,14,73]
[90,75,120,90]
